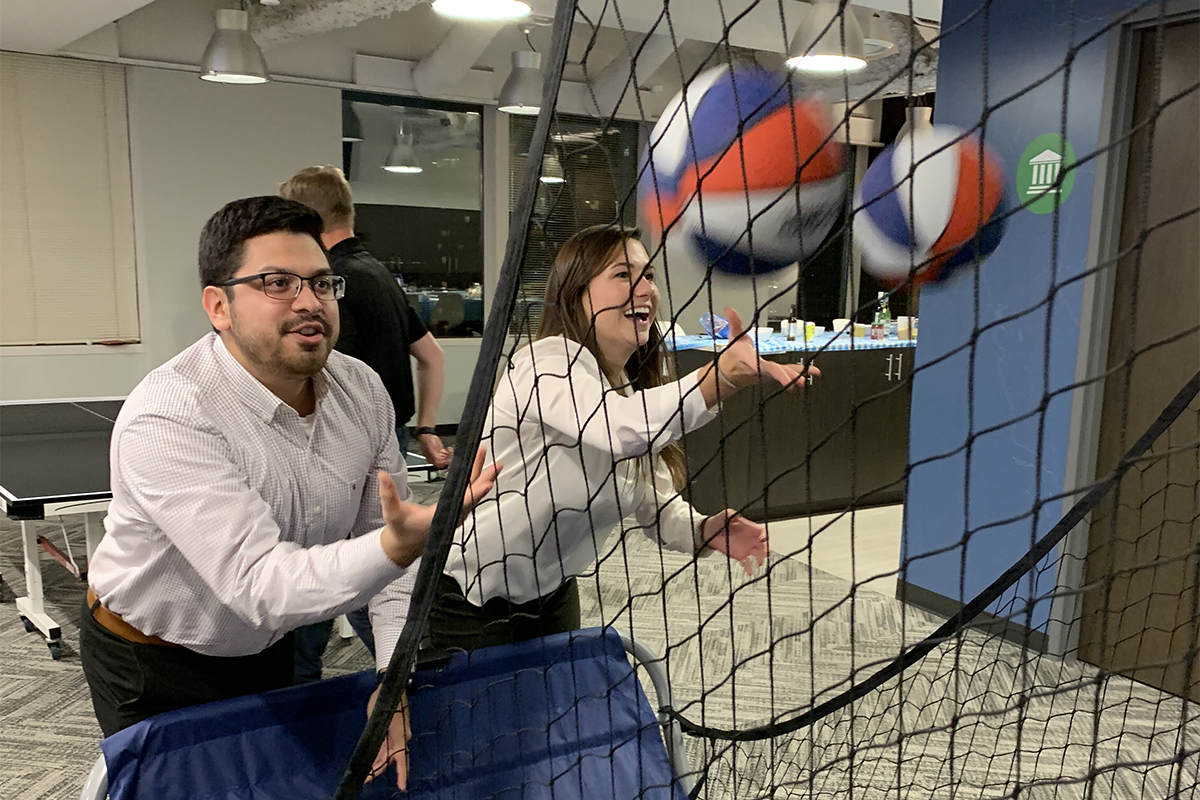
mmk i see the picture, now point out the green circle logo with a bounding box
[1016,134,1076,214]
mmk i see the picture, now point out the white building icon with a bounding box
[1028,149,1063,195]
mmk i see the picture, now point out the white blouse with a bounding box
[444,335,718,606]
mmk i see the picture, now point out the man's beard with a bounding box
[228,308,337,380]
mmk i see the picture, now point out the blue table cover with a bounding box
[101,628,684,800]
[670,330,917,353]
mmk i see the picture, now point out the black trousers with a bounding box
[79,596,295,737]
[424,574,581,655]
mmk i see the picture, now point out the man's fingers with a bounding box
[364,689,411,790]
[378,471,403,518]
[370,734,388,779]
[399,690,412,739]
[392,697,411,790]
[470,445,487,482]
[393,747,408,791]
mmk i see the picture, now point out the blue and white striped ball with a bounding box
[639,63,846,275]
[854,124,1007,285]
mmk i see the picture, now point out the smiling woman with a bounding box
[365,224,816,657]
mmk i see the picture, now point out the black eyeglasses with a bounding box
[221,271,346,301]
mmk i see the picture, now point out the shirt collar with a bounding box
[210,333,329,423]
[327,236,366,260]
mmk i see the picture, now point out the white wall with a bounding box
[0,66,341,401]
[0,61,483,425]
[129,67,342,368]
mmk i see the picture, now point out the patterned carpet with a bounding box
[577,532,1200,799]
[2,483,1197,799]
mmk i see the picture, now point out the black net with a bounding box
[339,1,1200,798]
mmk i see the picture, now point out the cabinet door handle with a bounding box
[895,353,903,379]
[885,353,894,381]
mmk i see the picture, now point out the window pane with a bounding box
[508,114,640,337]
[0,53,139,345]
[343,92,484,338]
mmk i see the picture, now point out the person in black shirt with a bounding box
[280,166,453,681]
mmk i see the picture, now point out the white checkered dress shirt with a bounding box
[89,332,415,666]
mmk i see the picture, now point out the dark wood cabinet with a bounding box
[675,346,913,520]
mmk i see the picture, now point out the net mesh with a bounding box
[338,1,1200,798]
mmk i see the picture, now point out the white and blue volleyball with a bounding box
[638,63,846,276]
[853,124,1008,285]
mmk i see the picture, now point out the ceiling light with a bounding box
[384,129,422,173]
[342,102,363,143]
[200,9,270,85]
[497,51,543,115]
[540,152,565,184]
[431,0,531,21]
[856,10,896,59]
[787,1,868,74]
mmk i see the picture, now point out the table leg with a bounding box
[84,511,104,571]
[337,615,353,640]
[15,519,63,658]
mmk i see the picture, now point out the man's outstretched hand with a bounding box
[379,446,501,568]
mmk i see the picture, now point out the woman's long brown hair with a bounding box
[536,225,689,490]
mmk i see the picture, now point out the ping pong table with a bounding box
[0,398,439,660]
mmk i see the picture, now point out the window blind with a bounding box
[507,114,639,338]
[0,52,139,345]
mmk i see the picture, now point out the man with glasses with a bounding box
[280,165,454,682]
[80,196,498,751]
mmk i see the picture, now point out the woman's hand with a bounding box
[701,509,769,576]
[718,308,819,391]
[365,684,412,790]
[696,308,820,408]
[379,446,502,568]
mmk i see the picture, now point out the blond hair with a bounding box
[278,166,355,231]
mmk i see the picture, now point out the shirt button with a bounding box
[314,506,322,514]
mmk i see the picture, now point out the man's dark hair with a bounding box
[198,196,326,288]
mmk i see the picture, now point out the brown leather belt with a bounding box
[86,587,182,648]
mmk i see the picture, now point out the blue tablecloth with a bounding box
[669,330,917,353]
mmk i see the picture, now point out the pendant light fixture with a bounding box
[539,152,565,184]
[342,102,363,143]
[855,9,896,59]
[497,51,543,115]
[787,0,868,74]
[200,8,270,85]
[431,0,531,20]
[896,104,934,141]
[384,125,422,174]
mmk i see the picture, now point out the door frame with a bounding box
[1048,0,1200,659]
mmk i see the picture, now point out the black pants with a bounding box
[424,574,580,655]
[79,596,295,737]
